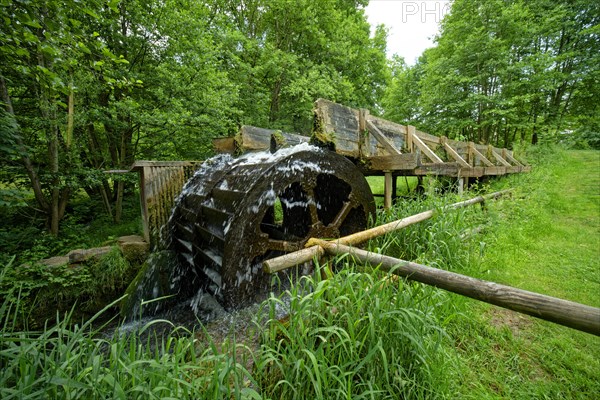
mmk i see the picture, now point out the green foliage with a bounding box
[255,266,452,399]
[446,148,600,398]
[0,189,141,266]
[1,148,598,398]
[1,0,389,238]
[0,299,257,399]
[382,0,600,148]
[0,247,139,328]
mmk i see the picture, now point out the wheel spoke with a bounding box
[330,193,358,228]
[303,184,321,226]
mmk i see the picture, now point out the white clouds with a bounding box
[365,0,451,64]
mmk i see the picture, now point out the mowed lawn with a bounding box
[450,149,600,399]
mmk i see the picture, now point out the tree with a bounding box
[0,0,118,234]
[387,0,600,147]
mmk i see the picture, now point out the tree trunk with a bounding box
[0,76,49,212]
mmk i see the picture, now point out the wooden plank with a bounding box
[469,142,494,167]
[313,98,361,158]
[237,125,309,152]
[441,136,471,168]
[366,120,402,156]
[458,167,485,178]
[412,133,443,163]
[414,129,443,152]
[483,166,507,175]
[367,117,406,155]
[213,137,236,154]
[365,154,419,171]
[414,162,461,176]
[131,160,200,170]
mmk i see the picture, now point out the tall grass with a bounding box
[0,296,258,399]
[254,262,453,399]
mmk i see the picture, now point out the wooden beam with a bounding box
[359,108,369,132]
[411,132,443,163]
[468,142,494,167]
[490,147,512,167]
[406,125,415,152]
[263,190,511,273]
[312,240,600,336]
[502,148,524,166]
[366,120,402,156]
[441,136,471,168]
[484,166,507,175]
[365,154,418,171]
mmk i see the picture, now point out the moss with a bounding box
[120,250,179,319]
[310,110,336,151]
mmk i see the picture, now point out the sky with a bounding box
[365,0,452,64]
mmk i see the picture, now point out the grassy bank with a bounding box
[447,149,600,398]
[1,147,598,398]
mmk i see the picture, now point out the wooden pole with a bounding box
[384,171,393,210]
[263,190,511,273]
[311,239,600,336]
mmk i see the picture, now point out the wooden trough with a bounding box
[130,160,202,247]
[214,99,530,208]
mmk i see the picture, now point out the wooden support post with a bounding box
[457,177,464,196]
[359,108,369,132]
[311,240,600,337]
[384,171,393,210]
[416,176,424,194]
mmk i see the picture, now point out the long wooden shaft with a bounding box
[314,239,600,336]
[263,190,510,273]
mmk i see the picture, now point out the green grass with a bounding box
[366,175,420,207]
[1,146,598,399]
[446,148,600,398]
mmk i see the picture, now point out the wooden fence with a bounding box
[131,161,202,248]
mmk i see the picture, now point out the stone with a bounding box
[67,246,113,263]
[118,235,149,264]
[39,256,69,268]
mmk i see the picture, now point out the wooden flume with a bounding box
[262,190,600,336]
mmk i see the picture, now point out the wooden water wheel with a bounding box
[169,145,375,309]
